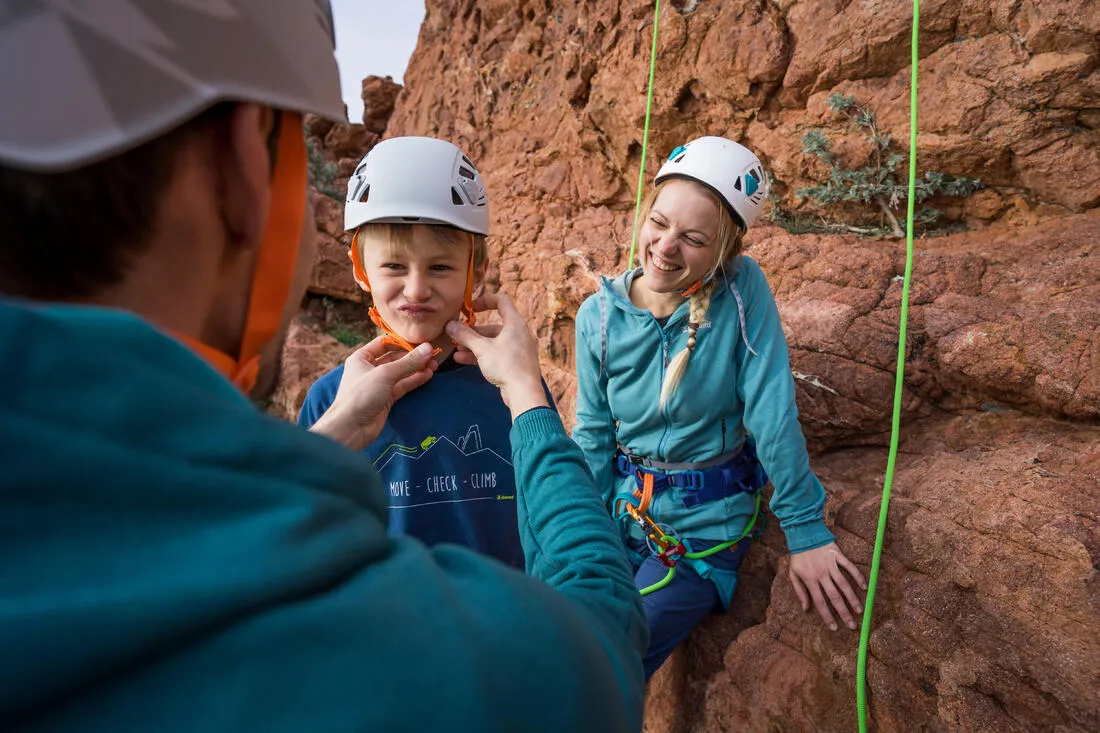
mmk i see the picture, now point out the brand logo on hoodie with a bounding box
[682,320,712,333]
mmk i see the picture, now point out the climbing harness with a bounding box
[857,0,921,729]
[348,229,478,356]
[612,443,767,595]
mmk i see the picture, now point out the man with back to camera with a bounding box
[0,2,647,731]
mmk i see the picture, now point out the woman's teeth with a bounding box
[650,252,680,272]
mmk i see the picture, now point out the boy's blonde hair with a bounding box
[641,180,746,410]
[355,222,488,268]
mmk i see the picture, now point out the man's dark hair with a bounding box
[0,103,235,300]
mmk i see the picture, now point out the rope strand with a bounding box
[627,0,662,271]
[856,0,920,728]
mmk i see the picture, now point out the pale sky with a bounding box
[331,0,426,124]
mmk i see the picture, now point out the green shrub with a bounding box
[305,124,342,200]
[325,323,368,348]
[795,93,983,237]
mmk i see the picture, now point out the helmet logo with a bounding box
[744,172,759,197]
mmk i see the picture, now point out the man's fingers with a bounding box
[354,335,399,364]
[452,350,478,366]
[496,292,522,325]
[471,323,503,338]
[469,292,499,314]
[369,343,434,384]
[392,367,434,401]
[445,320,487,354]
[371,349,407,366]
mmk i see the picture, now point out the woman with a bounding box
[573,136,866,679]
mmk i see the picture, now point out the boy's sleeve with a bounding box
[734,259,835,554]
[571,295,619,505]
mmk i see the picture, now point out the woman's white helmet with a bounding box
[344,137,489,235]
[654,136,769,229]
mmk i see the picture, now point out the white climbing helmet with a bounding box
[344,137,490,235]
[0,0,345,172]
[654,136,770,229]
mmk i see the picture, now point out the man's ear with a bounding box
[216,104,276,252]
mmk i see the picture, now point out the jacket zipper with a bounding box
[657,316,673,459]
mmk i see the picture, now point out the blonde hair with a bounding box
[355,222,488,268]
[651,181,746,410]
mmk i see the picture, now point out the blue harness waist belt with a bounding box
[613,441,767,508]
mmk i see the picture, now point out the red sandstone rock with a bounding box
[360,75,403,133]
[644,412,1100,733]
[267,319,355,423]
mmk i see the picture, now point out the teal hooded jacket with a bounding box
[573,257,835,560]
[0,298,647,732]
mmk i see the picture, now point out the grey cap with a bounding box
[0,0,347,172]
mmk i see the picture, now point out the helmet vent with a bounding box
[358,184,370,203]
[461,155,477,170]
[458,165,476,180]
[733,177,743,192]
[452,187,464,205]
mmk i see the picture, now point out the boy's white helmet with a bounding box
[344,136,489,235]
[654,136,769,229]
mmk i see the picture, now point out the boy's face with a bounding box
[360,227,483,347]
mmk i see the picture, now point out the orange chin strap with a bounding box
[348,230,478,355]
[177,110,308,393]
[680,280,702,297]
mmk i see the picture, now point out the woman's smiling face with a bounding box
[639,179,722,293]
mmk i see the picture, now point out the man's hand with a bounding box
[446,292,548,421]
[309,338,436,451]
[789,542,867,631]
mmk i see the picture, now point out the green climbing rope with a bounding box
[856,0,921,729]
[627,0,662,271]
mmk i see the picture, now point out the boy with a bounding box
[299,137,530,568]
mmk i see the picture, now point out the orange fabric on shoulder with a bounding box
[177,109,308,393]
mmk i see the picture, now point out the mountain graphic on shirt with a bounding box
[374,424,513,473]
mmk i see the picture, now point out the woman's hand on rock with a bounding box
[788,542,867,632]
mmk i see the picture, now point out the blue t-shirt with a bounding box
[299,358,530,569]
